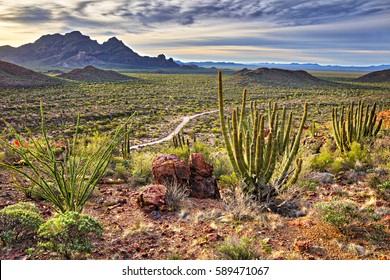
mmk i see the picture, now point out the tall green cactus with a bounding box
[121,123,131,159]
[332,100,382,153]
[218,71,308,201]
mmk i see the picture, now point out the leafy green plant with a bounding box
[37,211,103,259]
[0,102,133,213]
[218,71,307,201]
[0,202,44,245]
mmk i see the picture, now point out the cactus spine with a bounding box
[218,70,308,201]
[332,100,382,153]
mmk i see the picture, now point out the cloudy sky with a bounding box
[0,0,389,65]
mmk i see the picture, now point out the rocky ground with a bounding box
[1,158,389,260]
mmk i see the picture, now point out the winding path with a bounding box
[130,110,218,150]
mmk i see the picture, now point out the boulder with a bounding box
[136,184,167,211]
[152,154,191,187]
[189,153,220,199]
[189,153,213,179]
[151,153,220,199]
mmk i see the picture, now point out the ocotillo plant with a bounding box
[218,70,308,202]
[332,100,382,153]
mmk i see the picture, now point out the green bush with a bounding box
[310,141,371,173]
[217,237,262,260]
[369,179,390,200]
[316,201,358,230]
[113,160,131,182]
[37,211,103,259]
[345,142,371,169]
[209,151,233,179]
[162,146,190,161]
[131,152,154,185]
[192,142,211,162]
[310,149,335,172]
[0,202,44,245]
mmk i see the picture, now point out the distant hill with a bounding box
[355,69,390,83]
[0,60,65,89]
[59,65,137,83]
[233,67,334,88]
[0,31,179,70]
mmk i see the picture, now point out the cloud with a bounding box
[0,7,53,23]
[0,0,388,65]
[1,1,389,30]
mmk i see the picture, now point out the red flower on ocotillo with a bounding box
[13,140,21,147]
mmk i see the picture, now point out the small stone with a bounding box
[136,184,167,211]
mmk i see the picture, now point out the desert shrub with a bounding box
[222,185,261,222]
[163,145,190,161]
[368,178,390,200]
[345,142,371,170]
[191,141,211,162]
[316,201,359,230]
[131,152,154,185]
[218,173,239,196]
[310,149,335,172]
[0,103,133,213]
[0,202,44,245]
[37,211,103,259]
[217,237,263,260]
[164,182,189,211]
[370,137,390,170]
[310,141,371,173]
[113,160,132,182]
[209,151,233,179]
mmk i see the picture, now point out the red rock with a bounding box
[152,154,191,186]
[136,184,167,211]
[188,153,220,199]
[189,153,213,178]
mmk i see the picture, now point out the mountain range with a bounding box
[0,31,179,70]
[176,61,390,72]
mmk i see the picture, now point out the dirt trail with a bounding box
[130,110,218,150]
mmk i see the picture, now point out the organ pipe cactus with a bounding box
[218,70,308,201]
[332,100,382,153]
[121,124,131,159]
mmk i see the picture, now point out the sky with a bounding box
[0,0,389,66]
